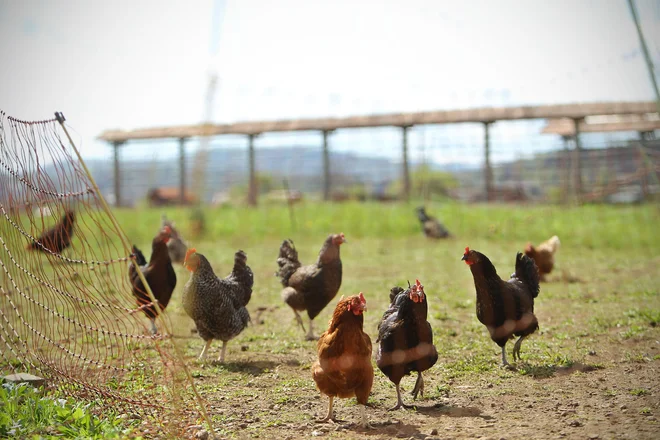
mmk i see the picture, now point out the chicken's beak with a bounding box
[461,254,468,261]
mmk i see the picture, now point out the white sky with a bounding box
[0,0,659,164]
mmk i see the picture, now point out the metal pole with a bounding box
[178,137,186,205]
[402,126,410,200]
[484,122,493,202]
[112,141,123,207]
[573,118,583,203]
[627,0,660,114]
[247,134,257,206]
[561,135,571,204]
[322,130,331,201]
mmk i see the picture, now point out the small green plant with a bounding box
[640,407,652,415]
[630,388,649,396]
[0,382,132,439]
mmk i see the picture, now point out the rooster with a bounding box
[462,247,540,367]
[161,214,188,264]
[183,248,253,363]
[312,293,373,428]
[276,233,346,340]
[129,226,177,335]
[416,207,450,239]
[27,209,75,254]
[524,235,560,281]
[376,280,438,410]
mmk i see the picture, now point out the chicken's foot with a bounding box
[198,340,212,361]
[500,346,516,370]
[316,396,337,423]
[149,319,158,335]
[293,310,306,332]
[218,340,227,363]
[305,319,318,341]
[359,404,373,429]
[389,383,414,410]
[411,372,424,400]
[512,336,525,361]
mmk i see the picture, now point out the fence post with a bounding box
[638,131,651,200]
[247,134,257,206]
[484,122,493,202]
[402,126,411,201]
[561,135,571,204]
[322,130,331,201]
[572,118,583,203]
[178,137,187,204]
[112,141,124,207]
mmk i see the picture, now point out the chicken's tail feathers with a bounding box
[276,239,301,285]
[515,252,540,299]
[132,244,147,266]
[548,235,561,252]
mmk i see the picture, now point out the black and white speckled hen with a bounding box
[276,233,346,340]
[129,227,177,335]
[183,248,253,363]
[376,280,438,410]
[462,247,540,368]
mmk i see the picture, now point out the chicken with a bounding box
[161,214,188,264]
[524,235,560,281]
[129,227,177,334]
[415,207,450,239]
[312,293,373,428]
[276,233,346,340]
[376,280,438,410]
[27,209,75,254]
[462,247,540,368]
[183,248,253,363]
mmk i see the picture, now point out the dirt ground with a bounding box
[140,236,660,440]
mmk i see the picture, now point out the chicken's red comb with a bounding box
[162,225,172,234]
[184,248,197,261]
[358,291,366,304]
[415,279,423,288]
[464,246,470,255]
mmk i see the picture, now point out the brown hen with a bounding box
[312,293,373,428]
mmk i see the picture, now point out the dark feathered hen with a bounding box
[377,280,438,410]
[183,248,253,362]
[276,234,345,340]
[416,207,450,239]
[27,209,76,254]
[129,227,177,334]
[462,247,540,367]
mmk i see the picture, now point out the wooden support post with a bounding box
[484,122,493,202]
[572,118,583,203]
[247,134,257,206]
[560,135,571,204]
[112,141,123,207]
[322,130,331,201]
[402,126,411,200]
[178,137,186,205]
[639,131,650,200]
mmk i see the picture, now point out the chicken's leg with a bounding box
[218,340,227,363]
[305,319,318,341]
[293,310,306,332]
[359,404,373,429]
[388,383,413,410]
[512,336,525,361]
[198,340,212,360]
[500,345,515,370]
[149,319,158,335]
[316,396,335,423]
[411,372,424,400]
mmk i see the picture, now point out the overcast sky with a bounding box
[0,0,659,163]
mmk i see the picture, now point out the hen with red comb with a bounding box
[376,279,438,410]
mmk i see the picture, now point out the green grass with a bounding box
[3,200,659,437]
[0,382,135,439]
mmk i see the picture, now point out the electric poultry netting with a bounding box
[0,111,199,434]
